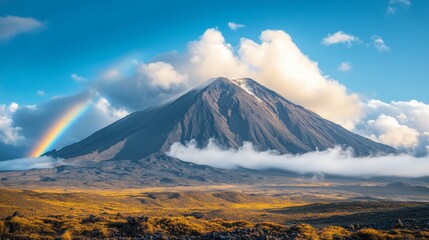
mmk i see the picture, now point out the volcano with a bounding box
[47,77,396,162]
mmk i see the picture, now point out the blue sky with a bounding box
[1,0,429,160]
[1,0,428,104]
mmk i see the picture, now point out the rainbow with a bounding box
[29,100,91,157]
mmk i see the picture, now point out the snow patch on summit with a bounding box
[228,78,263,103]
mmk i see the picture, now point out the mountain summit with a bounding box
[48,77,396,161]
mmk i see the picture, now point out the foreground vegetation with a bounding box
[0,187,428,239]
[1,212,428,239]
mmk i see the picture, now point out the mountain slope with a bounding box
[48,77,396,160]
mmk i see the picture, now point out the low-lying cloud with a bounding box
[167,140,429,178]
[0,156,63,171]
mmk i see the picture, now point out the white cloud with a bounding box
[9,102,19,113]
[338,62,352,72]
[0,156,63,171]
[367,114,419,148]
[371,35,390,52]
[388,0,411,15]
[0,103,24,145]
[183,28,250,81]
[239,30,362,129]
[0,15,44,40]
[228,22,245,31]
[357,99,429,156]
[139,62,187,89]
[167,140,429,178]
[71,73,85,82]
[95,97,129,119]
[97,29,363,129]
[37,90,45,96]
[322,32,389,53]
[322,31,360,46]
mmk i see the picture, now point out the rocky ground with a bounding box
[1,211,429,239]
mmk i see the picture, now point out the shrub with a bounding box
[417,231,429,238]
[61,229,73,240]
[7,216,50,235]
[119,216,154,237]
[0,220,5,233]
[288,223,319,240]
[319,226,351,240]
[28,233,42,239]
[218,220,253,229]
[156,217,205,236]
[353,228,385,240]
[255,222,286,233]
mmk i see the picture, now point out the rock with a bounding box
[82,214,104,223]
[395,218,405,227]
[189,212,205,219]
[347,224,355,230]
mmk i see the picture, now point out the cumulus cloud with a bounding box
[367,115,419,148]
[338,62,352,72]
[0,156,63,171]
[0,103,24,145]
[228,22,245,31]
[95,97,128,119]
[0,15,44,40]
[167,140,429,178]
[139,62,187,89]
[322,31,360,46]
[181,29,250,80]
[96,29,249,111]
[101,29,362,129]
[388,0,411,15]
[371,35,390,52]
[9,102,19,113]
[239,30,362,129]
[357,99,429,156]
[71,73,85,82]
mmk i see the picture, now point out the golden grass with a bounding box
[289,223,319,240]
[0,187,428,239]
[353,228,386,240]
[0,211,427,239]
[319,226,351,240]
[61,229,72,240]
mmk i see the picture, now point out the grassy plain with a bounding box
[1,185,429,239]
